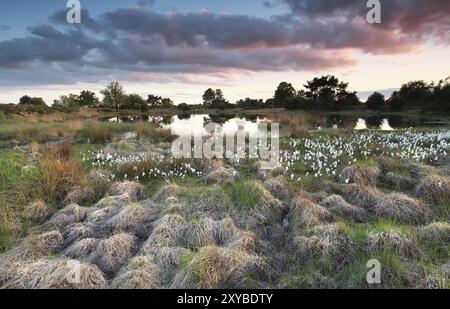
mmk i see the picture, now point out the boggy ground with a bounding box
[0,122,449,289]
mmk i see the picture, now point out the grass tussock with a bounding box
[415,174,450,219]
[171,245,265,289]
[2,258,106,289]
[339,165,380,186]
[111,256,160,289]
[320,195,369,223]
[290,196,333,230]
[108,181,145,201]
[90,232,138,276]
[374,193,431,225]
[346,184,385,211]
[204,167,240,185]
[63,238,99,260]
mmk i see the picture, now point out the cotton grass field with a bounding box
[0,111,449,289]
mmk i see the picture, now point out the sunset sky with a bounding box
[0,0,449,104]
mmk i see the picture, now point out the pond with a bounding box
[102,112,449,136]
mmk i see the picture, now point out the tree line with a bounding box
[16,76,450,114]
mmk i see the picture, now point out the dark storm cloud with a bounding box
[282,0,450,34]
[0,0,448,85]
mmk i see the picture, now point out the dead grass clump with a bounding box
[62,223,96,247]
[310,180,346,195]
[182,217,216,250]
[109,181,145,201]
[346,184,384,211]
[213,217,240,246]
[289,196,333,230]
[294,224,355,266]
[252,161,283,179]
[63,238,99,260]
[18,230,64,260]
[2,258,106,289]
[152,184,182,203]
[374,193,431,225]
[264,177,292,200]
[409,163,438,180]
[64,186,93,205]
[171,245,264,289]
[415,175,450,218]
[204,167,240,185]
[94,194,130,209]
[44,204,88,230]
[90,232,137,276]
[339,166,380,186]
[140,214,186,255]
[320,195,369,222]
[147,246,192,285]
[420,222,450,247]
[23,201,50,223]
[226,231,258,252]
[367,231,421,258]
[384,172,416,192]
[111,256,160,289]
[107,203,157,238]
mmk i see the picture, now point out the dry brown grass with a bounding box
[367,231,421,258]
[289,196,333,230]
[107,203,157,238]
[90,232,138,276]
[63,238,99,260]
[320,195,369,222]
[111,256,160,289]
[44,204,89,231]
[346,184,385,211]
[293,224,355,267]
[204,167,240,185]
[339,166,380,186]
[2,258,106,289]
[108,181,145,201]
[384,172,416,191]
[374,193,431,225]
[415,174,450,219]
[171,245,265,289]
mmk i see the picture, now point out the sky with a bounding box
[0,0,449,104]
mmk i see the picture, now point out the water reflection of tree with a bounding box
[162,115,172,125]
[209,113,235,124]
[178,113,191,120]
[366,116,383,129]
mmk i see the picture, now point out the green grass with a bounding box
[224,180,263,211]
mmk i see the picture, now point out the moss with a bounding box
[179,250,195,270]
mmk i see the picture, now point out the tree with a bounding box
[389,92,406,112]
[52,94,80,111]
[366,92,386,111]
[19,95,46,105]
[202,88,216,106]
[398,80,431,106]
[101,81,125,111]
[147,94,163,108]
[303,75,353,110]
[78,91,99,107]
[19,95,32,105]
[161,98,174,108]
[124,94,146,111]
[177,103,191,111]
[274,82,296,107]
